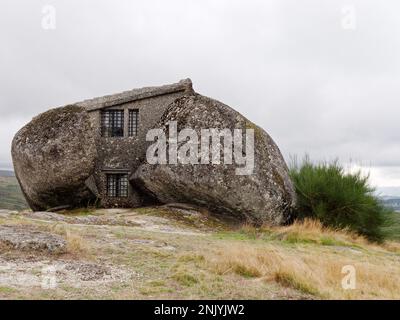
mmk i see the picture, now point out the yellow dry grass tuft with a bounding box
[265,219,400,254]
[207,243,400,299]
[207,219,400,299]
[263,219,368,246]
[65,229,90,257]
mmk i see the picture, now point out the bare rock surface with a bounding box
[19,206,222,235]
[0,225,66,254]
[0,256,134,289]
[22,211,140,227]
[11,105,97,211]
[132,94,296,225]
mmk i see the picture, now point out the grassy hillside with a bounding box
[0,207,399,299]
[0,176,28,210]
[381,211,400,241]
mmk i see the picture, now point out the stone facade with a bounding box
[78,79,194,208]
[12,79,194,210]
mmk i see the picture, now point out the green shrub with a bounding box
[289,157,390,242]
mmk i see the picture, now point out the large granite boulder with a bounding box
[132,95,296,225]
[11,105,97,211]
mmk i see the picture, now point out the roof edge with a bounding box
[76,78,193,112]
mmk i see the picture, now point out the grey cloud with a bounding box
[0,0,399,186]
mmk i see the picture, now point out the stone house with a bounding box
[13,78,296,223]
[75,79,194,208]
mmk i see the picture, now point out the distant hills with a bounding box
[0,170,27,210]
[0,170,15,177]
[380,196,400,212]
[376,186,400,197]
[376,188,400,212]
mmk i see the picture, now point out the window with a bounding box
[128,109,139,136]
[101,110,124,137]
[106,174,128,197]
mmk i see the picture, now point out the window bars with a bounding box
[101,110,124,137]
[101,109,138,137]
[106,174,128,197]
[128,109,139,136]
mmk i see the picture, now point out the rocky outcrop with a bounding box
[0,225,66,254]
[132,94,296,225]
[11,81,296,226]
[11,105,97,211]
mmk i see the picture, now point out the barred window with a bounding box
[101,110,124,137]
[128,109,139,136]
[106,174,128,197]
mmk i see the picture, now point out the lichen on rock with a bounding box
[11,82,296,226]
[132,94,296,225]
[11,105,97,211]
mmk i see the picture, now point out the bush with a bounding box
[289,158,390,241]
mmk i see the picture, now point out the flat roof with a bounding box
[75,78,193,112]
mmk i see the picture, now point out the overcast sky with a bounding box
[1,0,399,192]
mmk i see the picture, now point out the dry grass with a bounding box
[65,229,90,258]
[264,219,367,246]
[1,210,399,300]
[238,219,400,253]
[381,240,400,253]
[278,219,400,255]
[207,220,400,299]
[43,223,91,257]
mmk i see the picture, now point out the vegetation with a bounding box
[0,176,27,211]
[209,220,400,299]
[0,208,399,299]
[289,158,393,241]
[0,162,399,299]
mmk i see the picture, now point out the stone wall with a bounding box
[89,92,190,207]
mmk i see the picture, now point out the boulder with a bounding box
[132,94,296,225]
[11,105,97,211]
